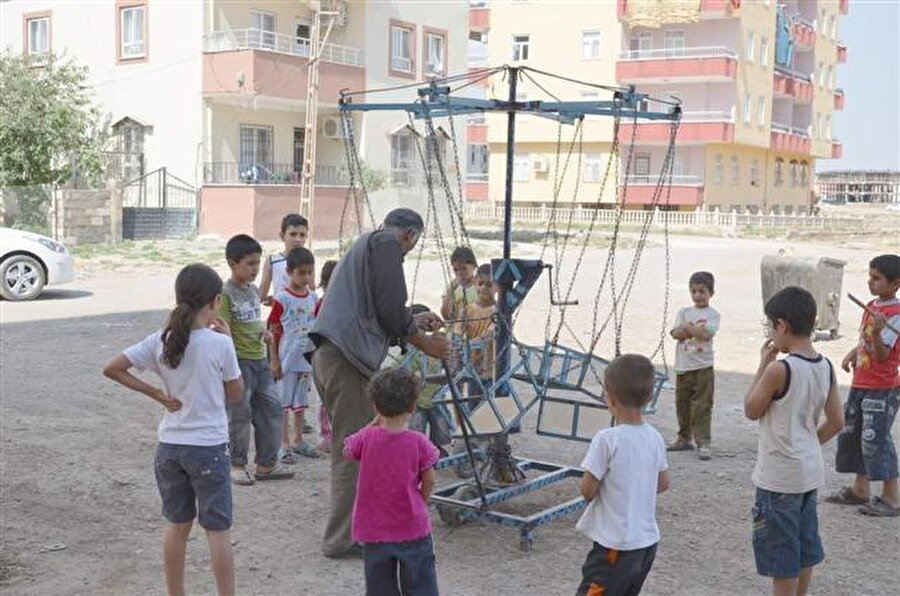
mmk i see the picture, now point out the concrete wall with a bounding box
[55,188,116,246]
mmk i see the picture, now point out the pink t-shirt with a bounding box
[344,426,440,544]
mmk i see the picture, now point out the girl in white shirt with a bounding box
[104,264,243,596]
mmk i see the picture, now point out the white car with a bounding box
[0,227,75,301]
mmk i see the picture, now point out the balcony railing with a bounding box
[203,28,363,68]
[203,162,349,186]
[774,65,812,82]
[771,122,810,137]
[622,174,704,185]
[680,110,734,122]
[618,46,737,60]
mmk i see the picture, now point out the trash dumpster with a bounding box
[760,254,846,338]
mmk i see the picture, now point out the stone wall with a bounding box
[54,186,121,246]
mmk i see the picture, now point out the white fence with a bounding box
[203,28,363,68]
[464,203,864,230]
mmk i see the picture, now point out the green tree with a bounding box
[0,52,108,229]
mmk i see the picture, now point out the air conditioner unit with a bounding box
[533,155,549,172]
[322,117,344,139]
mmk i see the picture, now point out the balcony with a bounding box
[840,0,849,15]
[617,47,738,84]
[202,29,364,106]
[834,89,845,110]
[770,123,811,154]
[469,5,490,30]
[773,67,813,103]
[618,0,737,20]
[791,17,816,49]
[619,111,734,145]
[619,176,704,206]
[202,162,349,187]
[837,43,848,63]
[832,140,843,159]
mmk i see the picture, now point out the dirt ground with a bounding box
[1,223,898,595]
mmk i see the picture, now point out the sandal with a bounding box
[824,486,868,505]
[859,496,900,517]
[231,467,255,486]
[292,441,322,459]
[254,463,295,481]
[279,449,297,465]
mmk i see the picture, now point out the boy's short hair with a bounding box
[383,208,425,233]
[689,271,715,293]
[281,213,308,233]
[367,368,421,417]
[764,286,816,337]
[477,263,492,278]
[451,246,477,267]
[410,303,430,315]
[871,254,900,281]
[225,234,262,263]
[604,354,656,409]
[286,247,315,271]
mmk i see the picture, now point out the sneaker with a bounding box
[667,437,695,452]
[858,496,900,517]
[292,441,322,459]
[697,446,712,461]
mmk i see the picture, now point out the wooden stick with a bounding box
[847,293,900,335]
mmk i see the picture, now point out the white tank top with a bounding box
[270,253,290,296]
[752,353,833,494]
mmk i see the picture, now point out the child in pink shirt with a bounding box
[344,368,440,595]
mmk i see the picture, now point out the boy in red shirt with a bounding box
[827,254,900,517]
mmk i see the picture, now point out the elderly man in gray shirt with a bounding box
[311,207,451,558]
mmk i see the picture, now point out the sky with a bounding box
[824,0,900,171]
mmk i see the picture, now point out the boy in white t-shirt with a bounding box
[575,354,670,596]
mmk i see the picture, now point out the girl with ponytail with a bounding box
[104,263,244,596]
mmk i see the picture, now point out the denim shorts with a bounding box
[155,442,232,531]
[835,387,899,481]
[751,488,824,578]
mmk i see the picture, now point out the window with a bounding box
[817,61,825,86]
[830,15,837,37]
[511,34,530,61]
[114,118,145,181]
[743,94,752,124]
[800,160,809,184]
[634,154,650,183]
[390,22,415,76]
[774,158,784,186]
[789,159,798,187]
[390,131,414,184]
[714,154,723,184]
[815,112,822,138]
[730,155,740,185]
[119,3,147,61]
[750,158,760,186]
[628,33,651,58]
[25,14,50,61]
[583,154,603,182]
[757,97,766,127]
[664,31,685,56]
[746,32,755,63]
[467,144,488,181]
[240,125,274,174]
[827,65,834,90]
[825,115,832,139]
[250,11,276,49]
[424,29,447,77]
[760,36,769,66]
[513,153,531,181]
[581,31,601,59]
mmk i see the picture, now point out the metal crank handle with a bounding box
[544,264,579,306]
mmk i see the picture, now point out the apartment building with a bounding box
[1,1,469,239]
[478,0,847,213]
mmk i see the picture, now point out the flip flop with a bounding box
[254,463,295,481]
[231,467,255,486]
[824,486,868,505]
[292,441,322,459]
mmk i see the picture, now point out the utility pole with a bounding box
[299,0,339,246]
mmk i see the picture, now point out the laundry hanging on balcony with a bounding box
[626,0,701,28]
[774,6,795,68]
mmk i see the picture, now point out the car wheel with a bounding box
[0,255,46,301]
